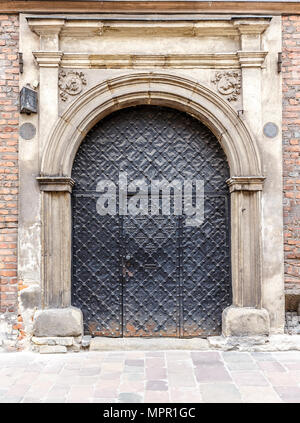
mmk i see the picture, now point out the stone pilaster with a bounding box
[236,20,268,141]
[223,176,270,337]
[227,177,264,308]
[29,20,64,152]
[37,177,74,308]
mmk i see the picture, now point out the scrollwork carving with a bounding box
[211,71,241,102]
[58,70,87,101]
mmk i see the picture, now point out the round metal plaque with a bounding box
[263,122,279,139]
[20,122,36,140]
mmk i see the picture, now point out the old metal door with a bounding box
[71,106,231,337]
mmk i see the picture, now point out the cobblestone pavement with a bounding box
[0,350,300,403]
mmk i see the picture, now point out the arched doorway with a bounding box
[36,73,268,340]
[71,105,232,337]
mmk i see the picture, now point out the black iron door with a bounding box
[72,106,231,337]
[122,214,180,337]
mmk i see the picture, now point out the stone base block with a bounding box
[222,306,270,337]
[33,307,83,337]
[32,336,74,346]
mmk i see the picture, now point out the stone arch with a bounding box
[40,72,262,178]
[36,72,270,339]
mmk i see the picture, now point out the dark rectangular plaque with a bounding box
[20,86,38,114]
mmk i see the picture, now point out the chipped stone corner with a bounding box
[0,312,19,352]
[208,334,300,352]
[14,283,42,351]
[0,283,41,353]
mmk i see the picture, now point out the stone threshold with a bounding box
[29,334,300,353]
[90,337,210,351]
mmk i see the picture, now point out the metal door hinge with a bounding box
[278,52,282,73]
[19,52,23,74]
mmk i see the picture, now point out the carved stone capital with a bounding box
[227,176,265,193]
[33,51,63,68]
[28,19,65,51]
[233,20,271,36]
[28,19,65,37]
[37,176,75,193]
[237,51,268,68]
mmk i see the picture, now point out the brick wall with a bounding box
[282,15,300,307]
[0,15,19,325]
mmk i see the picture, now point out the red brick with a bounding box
[283,16,300,293]
[0,15,19,331]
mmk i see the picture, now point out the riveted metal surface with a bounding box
[71,106,231,337]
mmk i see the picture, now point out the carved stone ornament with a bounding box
[211,71,241,102]
[58,70,87,101]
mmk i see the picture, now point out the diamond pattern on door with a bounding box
[71,106,231,337]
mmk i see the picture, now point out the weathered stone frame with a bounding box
[35,72,269,337]
[18,14,283,341]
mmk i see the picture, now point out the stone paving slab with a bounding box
[0,350,299,403]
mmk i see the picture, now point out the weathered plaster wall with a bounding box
[260,16,284,332]
[0,11,295,351]
[282,16,300,311]
[16,14,285,342]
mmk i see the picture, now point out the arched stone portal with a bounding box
[34,72,269,339]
